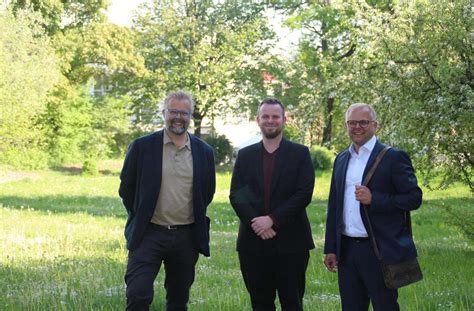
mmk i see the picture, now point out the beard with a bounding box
[261,126,283,139]
[166,118,189,135]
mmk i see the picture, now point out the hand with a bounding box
[251,216,274,236]
[355,185,372,205]
[259,228,277,240]
[324,253,338,272]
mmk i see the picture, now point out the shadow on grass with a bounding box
[51,166,120,177]
[0,195,126,217]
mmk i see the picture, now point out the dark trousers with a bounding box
[238,250,310,311]
[125,224,199,311]
[338,235,399,311]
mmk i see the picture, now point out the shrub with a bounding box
[310,146,335,171]
[204,133,233,165]
[82,159,98,176]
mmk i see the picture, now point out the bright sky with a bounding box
[106,0,149,26]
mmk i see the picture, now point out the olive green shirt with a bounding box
[151,130,194,225]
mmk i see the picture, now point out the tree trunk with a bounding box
[322,96,334,145]
[193,109,203,137]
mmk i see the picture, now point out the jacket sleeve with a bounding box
[370,150,423,213]
[229,151,259,227]
[118,141,138,213]
[269,147,315,227]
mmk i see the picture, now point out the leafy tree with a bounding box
[355,0,473,189]
[133,0,275,136]
[9,0,109,35]
[0,8,60,168]
[272,0,362,147]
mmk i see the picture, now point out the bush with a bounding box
[82,159,98,176]
[204,133,233,165]
[310,146,335,171]
[283,123,304,144]
[0,147,49,169]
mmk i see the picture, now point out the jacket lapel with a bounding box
[362,140,385,182]
[270,139,288,194]
[255,142,264,194]
[338,150,351,203]
[190,134,201,195]
[151,130,164,196]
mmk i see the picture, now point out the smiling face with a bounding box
[345,106,378,150]
[163,98,192,135]
[257,103,286,139]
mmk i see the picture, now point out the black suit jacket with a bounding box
[119,130,216,256]
[324,141,422,264]
[229,139,315,254]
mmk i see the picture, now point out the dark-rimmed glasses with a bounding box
[163,109,191,118]
[346,120,375,128]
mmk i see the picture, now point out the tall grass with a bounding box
[0,163,472,310]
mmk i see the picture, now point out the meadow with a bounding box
[0,161,472,310]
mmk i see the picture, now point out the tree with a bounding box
[133,0,275,136]
[0,8,60,168]
[355,0,473,189]
[272,0,362,147]
[10,0,146,166]
[9,0,109,35]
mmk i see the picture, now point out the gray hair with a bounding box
[162,91,194,113]
[345,103,377,121]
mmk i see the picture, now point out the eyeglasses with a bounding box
[163,109,191,118]
[346,120,375,128]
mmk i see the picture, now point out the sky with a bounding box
[106,0,148,26]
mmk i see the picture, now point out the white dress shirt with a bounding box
[342,135,377,237]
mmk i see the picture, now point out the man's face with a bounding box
[163,99,192,135]
[346,107,378,148]
[257,103,286,139]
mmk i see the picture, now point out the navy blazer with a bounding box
[324,141,422,264]
[119,130,216,256]
[229,139,315,254]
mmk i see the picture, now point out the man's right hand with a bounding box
[324,253,338,272]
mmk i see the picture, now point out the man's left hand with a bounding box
[355,185,372,205]
[251,216,274,236]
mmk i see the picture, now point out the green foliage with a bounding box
[133,0,275,136]
[0,8,60,167]
[81,159,98,176]
[283,123,304,144]
[353,0,474,189]
[9,0,109,35]
[310,146,335,171]
[204,133,233,165]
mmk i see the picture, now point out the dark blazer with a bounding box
[229,139,315,254]
[324,140,422,264]
[119,130,216,256]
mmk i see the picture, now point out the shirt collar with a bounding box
[163,129,191,150]
[350,135,376,156]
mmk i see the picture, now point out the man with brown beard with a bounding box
[230,98,315,311]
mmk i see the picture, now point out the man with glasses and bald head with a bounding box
[324,103,422,310]
[119,91,216,310]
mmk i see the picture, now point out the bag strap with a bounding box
[361,146,391,261]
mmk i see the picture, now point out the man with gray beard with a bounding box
[119,91,216,310]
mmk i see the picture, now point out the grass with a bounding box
[0,161,472,310]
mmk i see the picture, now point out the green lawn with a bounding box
[0,162,472,310]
